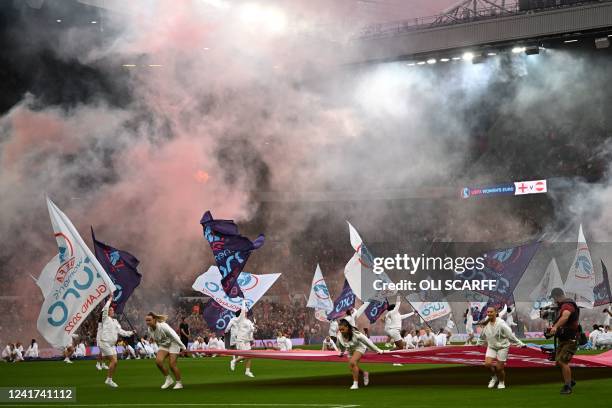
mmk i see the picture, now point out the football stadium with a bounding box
[1,1,612,407]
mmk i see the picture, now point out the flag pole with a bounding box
[404,298,434,330]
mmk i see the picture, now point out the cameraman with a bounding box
[548,288,579,395]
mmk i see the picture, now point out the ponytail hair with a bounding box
[147,312,168,323]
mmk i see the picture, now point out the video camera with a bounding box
[539,305,559,339]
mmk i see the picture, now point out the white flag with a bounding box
[407,280,451,322]
[192,265,280,312]
[344,222,396,301]
[306,264,333,312]
[37,198,116,349]
[564,225,596,308]
[529,258,564,319]
[35,254,61,297]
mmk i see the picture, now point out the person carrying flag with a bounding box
[145,312,187,389]
[383,295,414,350]
[230,301,256,377]
[98,297,135,388]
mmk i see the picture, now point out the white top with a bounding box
[403,334,416,349]
[276,336,293,351]
[328,320,339,337]
[74,343,86,357]
[466,313,474,329]
[338,331,382,354]
[25,343,39,358]
[209,338,225,350]
[190,340,202,351]
[479,318,525,350]
[147,322,186,350]
[419,333,436,345]
[435,333,447,347]
[384,296,414,331]
[99,299,133,344]
[2,345,12,358]
[235,302,255,343]
[225,316,240,345]
[445,318,455,331]
[322,338,338,351]
[589,329,601,344]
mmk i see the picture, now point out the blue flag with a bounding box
[594,260,612,307]
[91,228,141,314]
[364,298,389,324]
[200,211,265,298]
[461,241,540,304]
[327,280,356,320]
[203,298,236,335]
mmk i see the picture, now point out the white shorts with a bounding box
[99,343,117,357]
[386,329,402,342]
[159,343,181,354]
[236,341,252,351]
[485,347,509,362]
[466,326,474,335]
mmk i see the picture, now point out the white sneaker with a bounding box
[350,382,359,390]
[245,371,254,378]
[105,378,118,388]
[363,372,369,386]
[230,359,236,371]
[497,382,506,389]
[488,377,498,389]
[64,358,73,364]
[173,382,183,390]
[161,376,174,389]
[102,364,109,369]
[96,363,102,370]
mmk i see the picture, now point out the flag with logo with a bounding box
[192,265,280,312]
[364,298,389,324]
[344,222,395,302]
[307,264,334,313]
[37,198,116,349]
[327,280,356,320]
[564,225,596,308]
[91,228,141,314]
[594,260,612,307]
[200,211,265,298]
[202,299,236,335]
[461,241,540,304]
[529,258,564,319]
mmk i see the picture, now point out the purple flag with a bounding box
[91,228,141,314]
[327,280,356,320]
[200,211,264,298]
[202,299,236,335]
[364,299,389,324]
[594,260,612,307]
[462,241,540,303]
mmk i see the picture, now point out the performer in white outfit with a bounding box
[95,320,109,370]
[230,301,256,377]
[478,306,526,390]
[276,332,293,351]
[465,308,475,345]
[504,307,518,333]
[337,319,384,390]
[99,298,134,387]
[225,314,240,366]
[145,312,187,390]
[384,296,414,349]
[603,306,612,327]
[25,339,39,359]
[328,319,339,343]
[74,340,86,358]
[322,336,338,351]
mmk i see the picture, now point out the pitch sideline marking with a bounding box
[0,404,360,408]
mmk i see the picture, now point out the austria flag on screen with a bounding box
[514,179,547,195]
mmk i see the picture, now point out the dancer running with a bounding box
[478,306,526,390]
[337,319,384,390]
[384,295,414,349]
[98,298,134,387]
[95,316,109,370]
[230,301,256,377]
[145,312,187,390]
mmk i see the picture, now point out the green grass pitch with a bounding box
[1,356,611,408]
